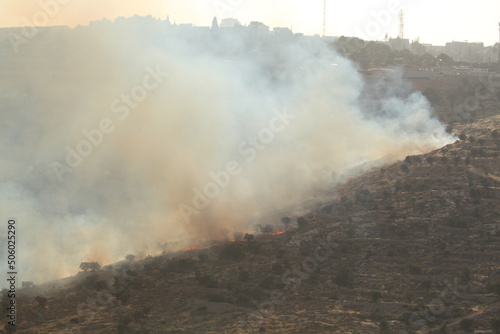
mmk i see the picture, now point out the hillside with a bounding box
[4,89,500,334]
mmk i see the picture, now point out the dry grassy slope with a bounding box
[8,117,500,333]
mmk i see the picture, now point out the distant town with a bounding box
[1,15,499,79]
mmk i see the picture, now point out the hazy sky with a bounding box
[1,0,499,45]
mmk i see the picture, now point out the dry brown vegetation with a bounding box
[4,77,500,334]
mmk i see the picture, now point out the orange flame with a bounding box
[184,246,199,251]
[263,229,287,235]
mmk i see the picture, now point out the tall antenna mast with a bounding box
[398,10,405,39]
[323,0,326,37]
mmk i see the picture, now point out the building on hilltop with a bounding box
[445,41,484,63]
[272,27,294,40]
[248,21,269,35]
[220,18,241,28]
[388,37,410,51]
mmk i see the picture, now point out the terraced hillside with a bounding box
[6,115,500,334]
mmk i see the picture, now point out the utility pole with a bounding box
[323,0,326,37]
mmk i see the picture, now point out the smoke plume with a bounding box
[0,17,454,285]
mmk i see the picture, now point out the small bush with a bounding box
[379,319,389,331]
[235,293,252,306]
[334,265,353,287]
[397,246,409,257]
[4,324,16,333]
[487,282,500,295]
[133,309,144,320]
[271,263,284,275]
[462,267,472,283]
[117,315,132,334]
[207,292,233,303]
[399,312,412,325]
[85,274,98,287]
[491,317,500,333]
[421,280,432,290]
[409,263,423,275]
[448,217,468,228]
[459,318,474,332]
[259,224,274,233]
[404,291,415,304]
[142,306,152,317]
[371,291,382,303]
[247,241,261,254]
[259,276,275,290]
[94,280,107,291]
[198,253,209,262]
[281,217,291,227]
[79,262,101,271]
[219,244,245,262]
[238,270,250,282]
[22,281,34,288]
[297,217,308,228]
[197,274,219,288]
[178,258,195,270]
[35,296,47,308]
[117,291,131,304]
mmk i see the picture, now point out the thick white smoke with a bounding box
[0,17,454,286]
